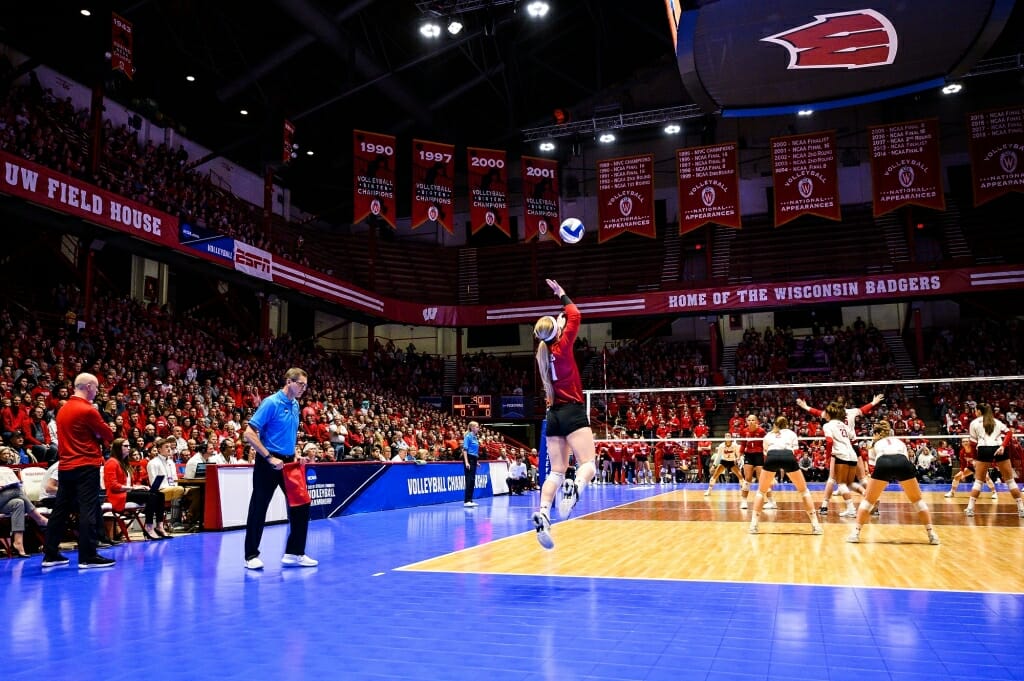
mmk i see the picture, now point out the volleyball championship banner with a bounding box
[968,106,1024,206]
[282,119,296,165]
[352,130,397,228]
[111,13,134,80]
[411,139,455,234]
[597,154,656,243]
[869,119,945,217]
[521,156,560,242]
[468,147,510,236]
[0,150,177,247]
[677,142,741,234]
[771,131,841,227]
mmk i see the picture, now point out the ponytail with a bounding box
[536,342,554,406]
[980,403,996,435]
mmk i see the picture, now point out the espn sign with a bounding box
[234,242,273,281]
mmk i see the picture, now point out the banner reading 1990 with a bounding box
[521,156,560,242]
[411,138,455,234]
[468,147,509,236]
[352,130,396,229]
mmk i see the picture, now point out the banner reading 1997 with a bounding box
[468,147,509,236]
[411,138,455,234]
[352,130,396,229]
[521,156,560,242]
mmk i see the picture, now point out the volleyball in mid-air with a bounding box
[559,217,585,244]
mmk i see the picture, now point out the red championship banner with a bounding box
[353,130,396,228]
[771,131,841,227]
[111,13,134,80]
[521,156,560,242]
[597,154,656,243]
[968,106,1024,206]
[282,120,296,166]
[0,150,176,247]
[468,147,510,236]
[411,139,455,234]
[677,142,741,234]
[869,119,945,217]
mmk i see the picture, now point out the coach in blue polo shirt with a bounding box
[463,421,481,508]
[242,367,317,570]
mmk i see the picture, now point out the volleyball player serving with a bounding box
[531,279,598,549]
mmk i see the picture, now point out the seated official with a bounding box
[507,455,529,495]
[148,437,201,530]
[0,463,50,557]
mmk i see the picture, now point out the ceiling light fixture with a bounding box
[539,142,555,152]
[941,82,963,95]
[80,9,91,17]
[420,21,442,38]
[239,109,249,116]
[185,75,196,82]
[664,124,681,134]
[447,19,463,35]
[526,1,550,18]
[797,109,814,116]
[598,133,616,144]
[306,150,314,156]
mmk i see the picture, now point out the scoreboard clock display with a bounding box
[452,395,491,418]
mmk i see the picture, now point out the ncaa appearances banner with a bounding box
[968,106,1024,206]
[869,119,945,217]
[352,130,397,228]
[234,241,273,281]
[111,13,134,80]
[411,139,455,234]
[771,131,841,227]
[521,156,560,242]
[677,142,741,234]
[467,147,510,236]
[597,154,656,243]
[0,150,177,247]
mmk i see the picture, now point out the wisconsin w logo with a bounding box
[762,9,898,70]
[422,307,438,322]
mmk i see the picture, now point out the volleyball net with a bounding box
[582,374,1024,483]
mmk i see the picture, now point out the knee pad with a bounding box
[915,500,929,512]
[858,500,872,513]
[549,472,565,486]
[802,490,812,500]
[740,480,749,492]
[838,484,850,496]
[972,481,983,492]
[826,478,836,487]
[754,492,764,501]
[1008,480,1019,492]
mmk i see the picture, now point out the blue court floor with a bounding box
[2,483,1022,681]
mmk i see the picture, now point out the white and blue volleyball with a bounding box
[559,217,585,244]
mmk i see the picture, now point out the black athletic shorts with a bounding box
[744,452,764,468]
[975,444,1009,463]
[546,402,590,438]
[834,458,859,467]
[871,454,916,482]
[764,450,799,474]
[721,459,739,470]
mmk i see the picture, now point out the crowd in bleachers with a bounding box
[0,70,305,265]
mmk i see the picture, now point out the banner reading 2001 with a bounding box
[521,156,560,242]
[467,147,509,236]
[411,139,455,234]
[352,130,396,229]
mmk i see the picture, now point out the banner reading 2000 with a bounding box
[352,130,396,229]
[468,147,509,236]
[411,139,455,234]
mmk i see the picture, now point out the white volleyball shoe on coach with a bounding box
[281,554,318,567]
[244,557,265,570]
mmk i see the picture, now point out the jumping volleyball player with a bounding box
[531,279,597,549]
[797,393,883,513]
